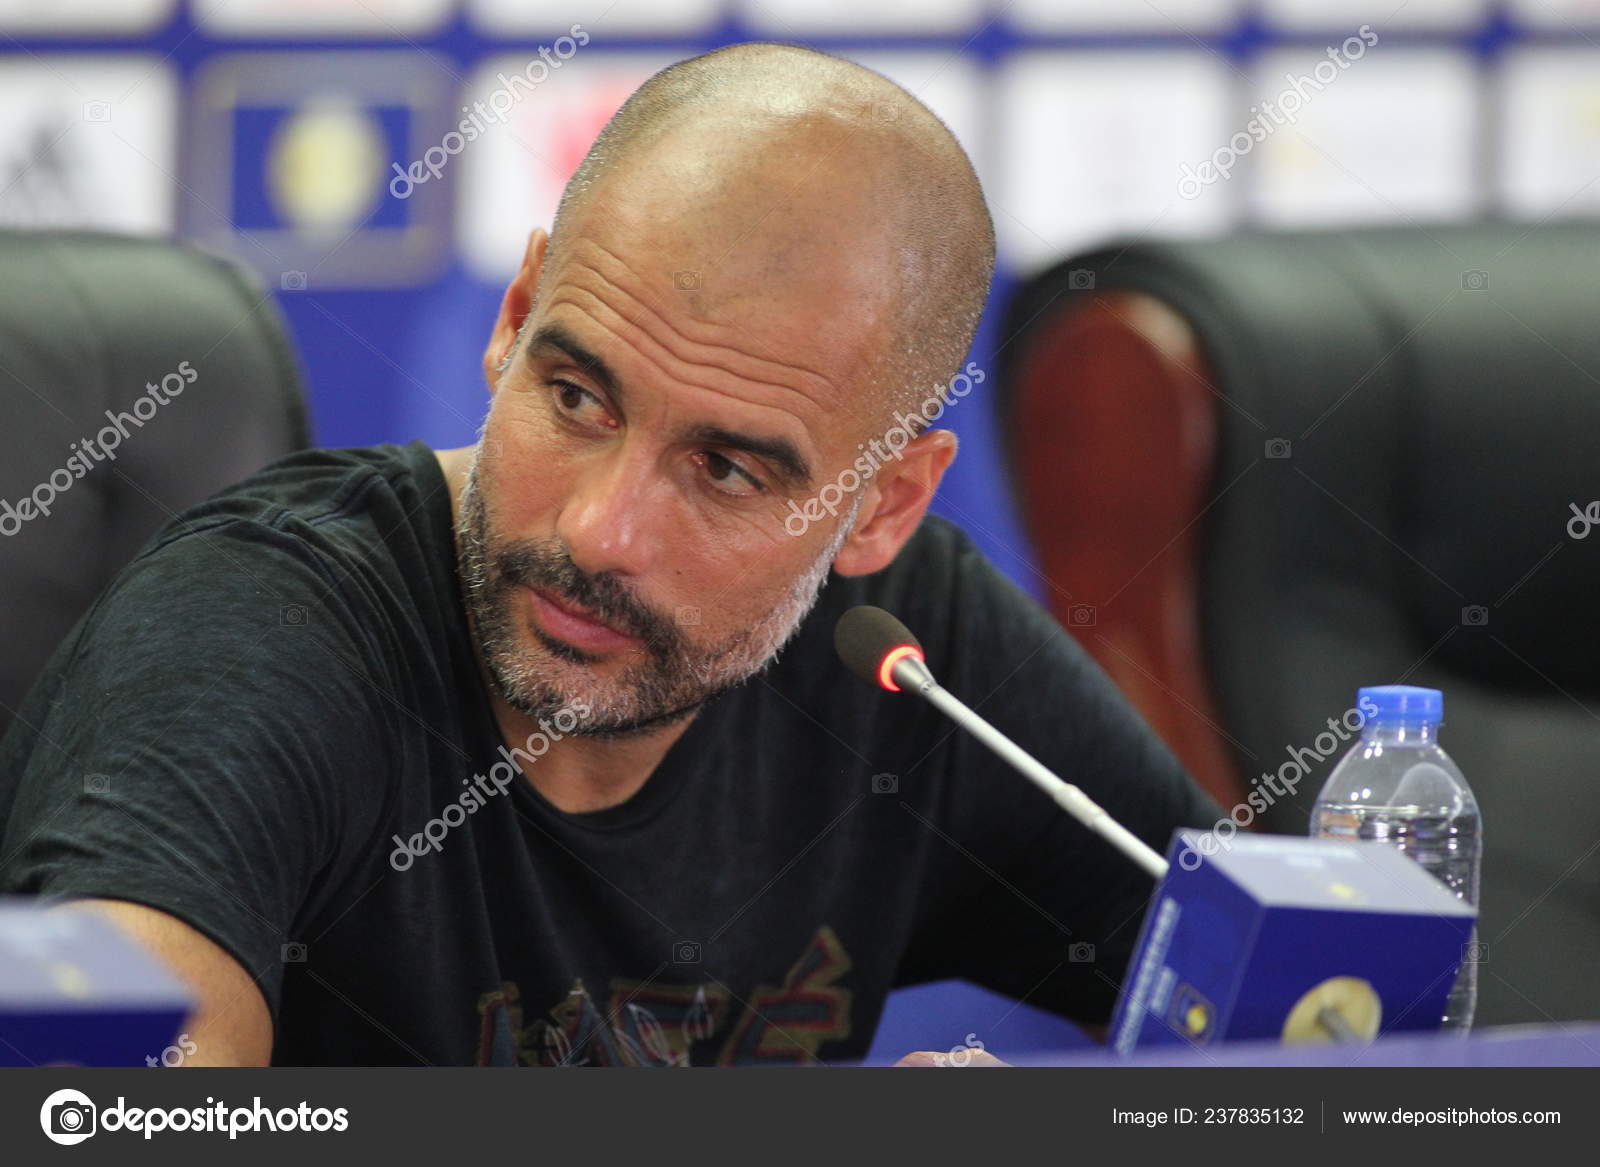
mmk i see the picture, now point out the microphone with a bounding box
[836,606,1476,1054]
[834,605,1168,880]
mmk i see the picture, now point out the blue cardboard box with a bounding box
[1110,831,1477,1055]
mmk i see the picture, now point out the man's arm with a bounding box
[58,899,272,1067]
[0,519,389,1060]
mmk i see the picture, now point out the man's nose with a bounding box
[555,442,664,579]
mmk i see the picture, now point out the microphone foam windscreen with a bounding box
[834,605,921,686]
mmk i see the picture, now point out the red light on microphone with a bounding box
[877,644,925,692]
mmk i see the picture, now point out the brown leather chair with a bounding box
[998,223,1600,1026]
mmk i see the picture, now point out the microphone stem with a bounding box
[1316,1006,1363,1043]
[901,664,1169,881]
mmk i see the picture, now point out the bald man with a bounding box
[0,44,1219,1067]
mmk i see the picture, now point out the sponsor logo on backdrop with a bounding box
[0,57,176,234]
[189,51,453,289]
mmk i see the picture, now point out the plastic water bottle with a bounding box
[1310,685,1482,1031]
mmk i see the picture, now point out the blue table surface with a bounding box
[1011,1023,1600,1067]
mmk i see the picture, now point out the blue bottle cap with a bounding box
[1357,685,1442,725]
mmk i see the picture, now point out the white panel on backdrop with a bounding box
[472,0,718,36]
[741,0,982,36]
[0,0,174,34]
[1009,0,1237,34]
[1261,0,1488,31]
[1499,48,1600,217]
[1247,47,1480,226]
[0,56,175,233]
[1508,0,1600,27]
[193,0,454,37]
[995,52,1235,271]
[846,50,988,190]
[458,52,677,284]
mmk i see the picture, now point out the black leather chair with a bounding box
[0,231,310,738]
[1000,222,1600,1027]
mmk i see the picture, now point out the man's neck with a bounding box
[434,445,698,815]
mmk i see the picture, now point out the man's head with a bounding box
[460,42,995,737]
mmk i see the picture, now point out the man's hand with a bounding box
[53,899,273,1067]
[892,1049,1011,1067]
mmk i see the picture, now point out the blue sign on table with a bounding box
[1110,831,1476,1055]
[0,900,190,1067]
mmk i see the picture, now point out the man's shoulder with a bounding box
[73,440,455,655]
[147,441,442,551]
[800,512,1018,663]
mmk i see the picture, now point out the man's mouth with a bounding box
[527,586,642,655]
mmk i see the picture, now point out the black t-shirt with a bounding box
[0,441,1220,1066]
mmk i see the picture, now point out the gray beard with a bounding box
[454,446,859,738]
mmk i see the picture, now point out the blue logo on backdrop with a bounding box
[189,52,452,289]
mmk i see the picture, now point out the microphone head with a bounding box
[834,605,926,692]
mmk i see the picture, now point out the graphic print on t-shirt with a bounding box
[475,925,853,1066]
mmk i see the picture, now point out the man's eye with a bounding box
[551,380,607,420]
[696,451,764,496]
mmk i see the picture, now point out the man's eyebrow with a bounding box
[688,424,813,491]
[525,321,814,490]
[524,323,619,398]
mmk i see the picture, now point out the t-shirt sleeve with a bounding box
[0,517,390,1024]
[894,521,1226,1028]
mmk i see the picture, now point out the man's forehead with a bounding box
[537,224,891,433]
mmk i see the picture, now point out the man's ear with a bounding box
[483,228,550,392]
[831,428,958,577]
